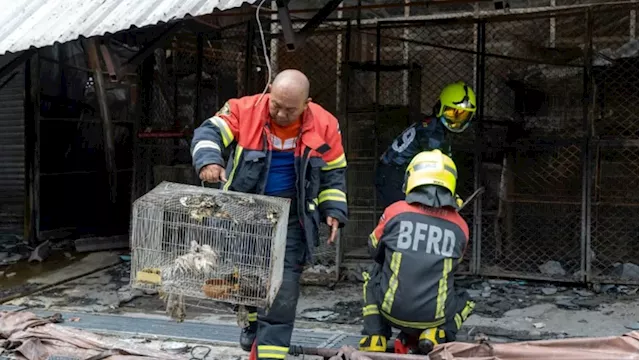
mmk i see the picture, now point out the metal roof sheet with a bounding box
[0,0,257,56]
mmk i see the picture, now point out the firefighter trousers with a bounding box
[244,195,306,360]
[361,265,475,343]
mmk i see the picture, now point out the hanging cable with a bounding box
[254,0,272,105]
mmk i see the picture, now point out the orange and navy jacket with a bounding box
[367,200,469,328]
[191,94,348,261]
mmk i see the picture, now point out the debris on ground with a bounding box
[611,263,639,281]
[538,260,566,276]
[28,240,52,263]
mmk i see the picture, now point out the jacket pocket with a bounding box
[306,157,325,201]
[233,150,266,193]
[305,200,321,247]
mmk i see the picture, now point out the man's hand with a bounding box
[199,164,227,183]
[326,216,339,245]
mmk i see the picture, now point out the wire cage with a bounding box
[130,181,290,309]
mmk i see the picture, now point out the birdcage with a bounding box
[130,181,290,309]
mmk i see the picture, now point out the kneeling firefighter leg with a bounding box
[254,221,305,359]
[359,269,391,352]
[419,290,476,354]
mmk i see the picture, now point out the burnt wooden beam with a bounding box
[86,38,118,204]
[298,0,343,41]
[276,0,343,51]
[24,52,41,245]
[0,49,36,81]
[195,32,204,123]
[118,23,182,79]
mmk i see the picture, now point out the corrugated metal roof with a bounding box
[0,0,258,56]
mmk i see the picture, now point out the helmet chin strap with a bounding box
[440,116,471,133]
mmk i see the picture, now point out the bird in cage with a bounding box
[179,194,223,222]
[162,240,220,283]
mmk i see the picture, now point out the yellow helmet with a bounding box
[436,81,477,133]
[403,150,457,196]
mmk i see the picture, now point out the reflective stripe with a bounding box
[322,153,347,171]
[192,140,221,156]
[461,300,475,320]
[247,312,257,322]
[381,252,402,313]
[308,202,316,211]
[362,304,379,317]
[369,233,379,248]
[223,146,243,191]
[435,258,453,319]
[318,189,347,204]
[454,314,462,329]
[362,271,370,303]
[208,116,234,147]
[381,310,445,329]
[258,345,288,359]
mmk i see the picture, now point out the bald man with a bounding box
[191,69,348,360]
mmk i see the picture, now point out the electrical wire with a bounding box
[254,0,272,106]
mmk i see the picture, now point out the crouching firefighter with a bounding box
[376,81,477,209]
[359,149,475,354]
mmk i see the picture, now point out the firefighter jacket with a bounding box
[191,94,348,262]
[368,200,469,329]
[379,117,451,167]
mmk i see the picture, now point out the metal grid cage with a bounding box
[130,182,290,308]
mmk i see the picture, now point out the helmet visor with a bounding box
[442,105,473,130]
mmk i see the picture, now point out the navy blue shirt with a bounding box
[379,117,451,167]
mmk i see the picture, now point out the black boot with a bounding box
[240,321,257,352]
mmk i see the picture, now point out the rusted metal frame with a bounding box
[298,0,344,42]
[335,21,351,284]
[85,38,118,205]
[139,56,155,195]
[373,22,381,222]
[195,32,205,122]
[242,19,254,96]
[581,8,594,284]
[276,0,343,50]
[24,52,40,245]
[472,20,486,275]
[119,23,183,80]
[0,49,36,82]
[376,21,584,68]
[371,1,635,25]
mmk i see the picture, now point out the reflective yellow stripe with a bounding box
[362,304,379,317]
[435,258,453,319]
[454,314,462,329]
[208,116,234,147]
[247,312,257,322]
[369,233,379,248]
[257,345,288,359]
[318,189,346,204]
[461,301,475,320]
[381,310,445,329]
[381,252,402,313]
[322,153,347,171]
[258,354,286,359]
[223,146,243,191]
[362,271,370,303]
[308,202,316,211]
